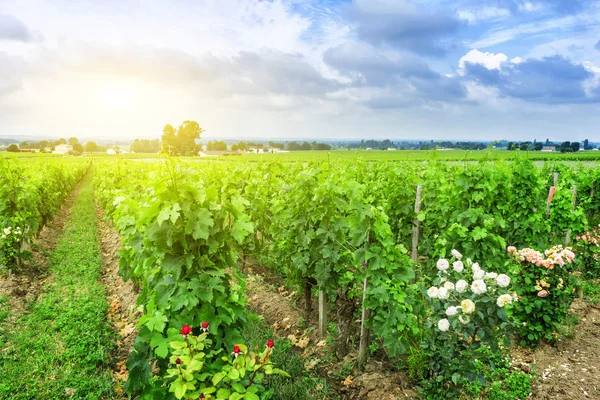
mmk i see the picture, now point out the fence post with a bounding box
[412,185,423,263]
[318,288,327,338]
[565,185,577,245]
[546,173,558,219]
[357,276,370,364]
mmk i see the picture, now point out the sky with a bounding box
[1,0,600,142]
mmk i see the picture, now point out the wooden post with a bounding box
[318,289,327,338]
[546,173,558,219]
[565,185,577,245]
[357,276,370,365]
[411,185,423,263]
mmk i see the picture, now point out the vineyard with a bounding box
[1,156,600,399]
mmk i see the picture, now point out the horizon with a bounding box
[1,1,600,141]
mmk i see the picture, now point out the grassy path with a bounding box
[0,173,116,399]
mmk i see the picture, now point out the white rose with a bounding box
[3,228,9,235]
[466,258,473,267]
[444,282,455,290]
[471,262,480,272]
[451,249,463,260]
[453,261,464,273]
[484,272,498,280]
[461,299,476,314]
[446,306,458,316]
[438,318,450,332]
[438,287,450,299]
[471,279,487,295]
[473,270,485,280]
[437,258,450,271]
[496,274,511,288]
[427,286,439,299]
[455,280,468,293]
[496,294,513,308]
[459,315,470,325]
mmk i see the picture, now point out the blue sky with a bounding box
[0,0,599,141]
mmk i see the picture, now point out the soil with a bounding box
[96,204,141,395]
[512,299,600,400]
[244,262,418,399]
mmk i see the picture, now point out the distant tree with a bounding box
[7,144,19,152]
[571,142,580,152]
[20,141,31,149]
[161,124,178,154]
[85,141,99,152]
[132,139,160,153]
[268,141,285,150]
[534,143,543,151]
[231,144,239,151]
[68,137,79,146]
[72,142,84,153]
[206,141,227,151]
[55,138,67,146]
[287,141,300,151]
[312,142,331,150]
[299,141,311,151]
[583,139,590,150]
[38,140,49,149]
[176,121,203,155]
[520,142,531,151]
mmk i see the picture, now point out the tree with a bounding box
[55,138,67,146]
[68,137,79,146]
[571,142,580,152]
[7,144,19,152]
[72,142,84,153]
[206,141,227,151]
[38,140,49,149]
[300,141,311,150]
[161,124,177,154]
[85,142,98,152]
[534,143,543,151]
[520,142,531,151]
[287,141,300,151]
[161,121,203,156]
[268,141,285,150]
[583,139,590,150]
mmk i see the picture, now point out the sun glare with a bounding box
[93,85,136,111]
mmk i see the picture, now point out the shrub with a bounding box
[420,249,517,397]
[507,245,577,346]
[573,226,600,278]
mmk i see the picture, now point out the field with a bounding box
[1,155,600,399]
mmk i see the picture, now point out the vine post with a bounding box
[411,185,423,263]
[546,172,558,219]
[304,279,312,323]
[565,185,577,245]
[318,287,327,338]
[358,232,370,365]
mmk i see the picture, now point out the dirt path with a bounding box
[512,299,600,399]
[96,204,141,396]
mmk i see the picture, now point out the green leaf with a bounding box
[451,373,461,385]
[212,372,225,386]
[216,388,231,399]
[145,311,168,333]
[170,379,188,399]
[243,393,260,400]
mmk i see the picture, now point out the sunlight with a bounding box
[93,84,137,111]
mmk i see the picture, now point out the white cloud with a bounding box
[457,7,510,23]
[458,49,509,72]
[518,2,544,12]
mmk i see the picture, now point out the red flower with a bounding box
[233,345,240,354]
[199,394,205,399]
[181,325,192,336]
[267,339,275,349]
[201,321,209,332]
[175,358,182,365]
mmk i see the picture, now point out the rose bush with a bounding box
[574,226,600,278]
[421,249,517,396]
[507,245,577,346]
[165,324,289,400]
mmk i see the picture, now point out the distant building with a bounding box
[106,148,117,155]
[541,146,555,152]
[387,147,397,151]
[53,144,73,154]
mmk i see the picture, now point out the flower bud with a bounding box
[267,339,275,349]
[181,325,192,336]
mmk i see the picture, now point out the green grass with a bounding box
[241,313,332,400]
[0,174,116,399]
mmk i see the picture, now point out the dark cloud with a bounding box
[0,14,32,42]
[345,1,464,57]
[462,55,598,103]
[323,43,439,85]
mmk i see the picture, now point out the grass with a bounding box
[241,313,332,400]
[0,173,116,399]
